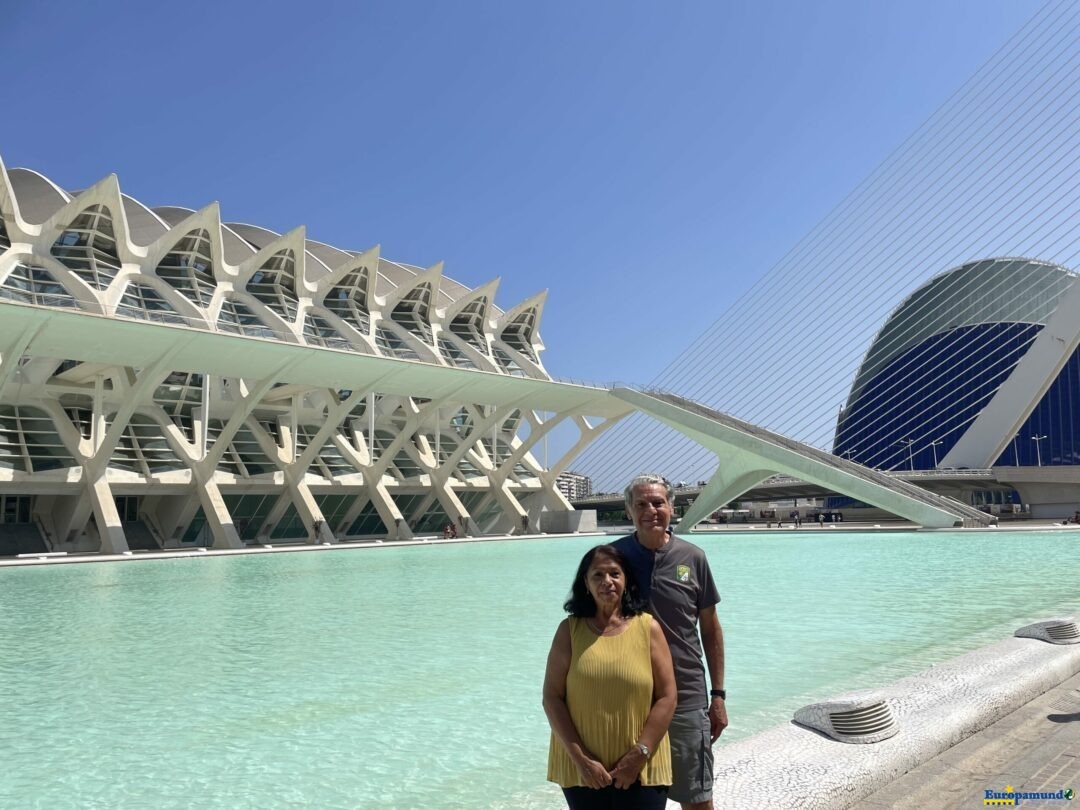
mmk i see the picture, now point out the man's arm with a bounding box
[699,604,728,741]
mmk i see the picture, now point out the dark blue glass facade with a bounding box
[834,322,1041,470]
[992,343,1080,466]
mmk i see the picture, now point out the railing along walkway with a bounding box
[650,391,994,528]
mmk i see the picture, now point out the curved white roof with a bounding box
[846,257,1076,407]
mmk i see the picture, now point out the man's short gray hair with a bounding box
[623,473,674,511]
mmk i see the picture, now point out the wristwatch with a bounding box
[710,688,727,700]
[635,742,650,758]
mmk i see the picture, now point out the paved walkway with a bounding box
[862,670,1080,809]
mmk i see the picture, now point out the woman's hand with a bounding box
[608,746,647,789]
[573,750,613,789]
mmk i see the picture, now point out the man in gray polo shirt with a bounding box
[613,473,727,810]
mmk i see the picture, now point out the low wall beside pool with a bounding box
[709,614,1080,809]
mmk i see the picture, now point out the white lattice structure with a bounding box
[0,157,632,554]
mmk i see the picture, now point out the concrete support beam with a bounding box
[487,480,528,535]
[87,348,187,477]
[1010,481,1080,519]
[370,481,412,540]
[204,365,302,468]
[0,318,49,399]
[52,490,93,546]
[678,459,775,528]
[432,480,472,536]
[194,476,244,549]
[86,475,129,554]
[287,478,336,544]
[151,492,202,547]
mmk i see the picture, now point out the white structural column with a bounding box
[193,365,313,549]
[409,396,476,535]
[536,412,626,533]
[329,397,416,540]
[194,474,244,549]
[86,351,188,477]
[286,388,368,543]
[941,276,1080,469]
[330,431,409,539]
[463,401,534,534]
[78,353,187,553]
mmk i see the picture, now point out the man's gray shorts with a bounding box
[668,708,713,805]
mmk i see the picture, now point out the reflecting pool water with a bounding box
[1,530,1077,809]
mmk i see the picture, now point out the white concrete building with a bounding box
[0,157,624,554]
[555,470,592,501]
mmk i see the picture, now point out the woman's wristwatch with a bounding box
[710,688,727,700]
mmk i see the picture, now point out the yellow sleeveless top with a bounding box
[547,612,672,787]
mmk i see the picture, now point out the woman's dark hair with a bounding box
[563,544,647,617]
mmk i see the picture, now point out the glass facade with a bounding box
[437,336,478,369]
[0,262,78,308]
[0,406,77,472]
[218,296,276,338]
[116,282,187,325]
[501,309,538,362]
[247,250,299,321]
[346,500,386,536]
[156,229,216,307]
[837,257,1080,472]
[835,322,1040,470]
[994,345,1080,466]
[374,326,420,360]
[303,312,353,350]
[323,268,371,334]
[391,284,434,343]
[449,299,490,352]
[51,205,122,290]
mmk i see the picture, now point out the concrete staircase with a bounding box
[0,524,49,556]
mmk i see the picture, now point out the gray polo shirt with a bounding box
[613,533,721,712]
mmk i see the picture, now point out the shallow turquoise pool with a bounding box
[1,530,1078,809]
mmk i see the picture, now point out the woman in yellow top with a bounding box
[543,544,676,809]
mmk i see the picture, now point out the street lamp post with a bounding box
[929,439,942,468]
[1032,434,1047,467]
[893,437,915,470]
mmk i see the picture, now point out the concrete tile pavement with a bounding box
[860,671,1080,809]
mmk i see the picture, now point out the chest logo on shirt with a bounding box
[676,564,691,583]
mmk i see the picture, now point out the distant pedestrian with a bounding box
[817,513,824,527]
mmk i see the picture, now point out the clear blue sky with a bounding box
[2,0,1044,430]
